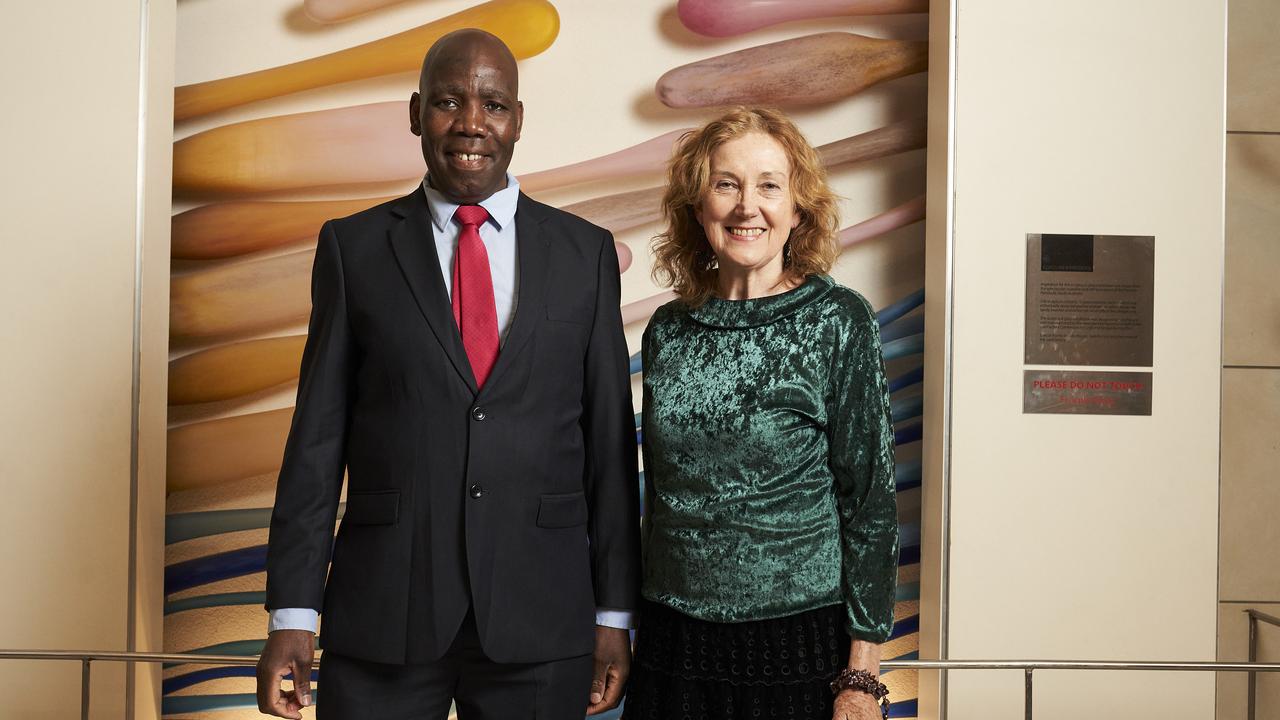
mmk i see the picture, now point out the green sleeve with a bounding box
[639,318,658,565]
[826,295,899,643]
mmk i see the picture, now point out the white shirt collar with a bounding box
[421,173,521,232]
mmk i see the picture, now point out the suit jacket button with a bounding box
[471,407,486,421]
[469,484,484,499]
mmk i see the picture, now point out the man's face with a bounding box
[410,40,523,204]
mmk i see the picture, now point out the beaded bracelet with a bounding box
[829,668,890,720]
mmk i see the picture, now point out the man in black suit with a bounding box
[255,29,639,720]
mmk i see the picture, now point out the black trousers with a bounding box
[318,610,594,720]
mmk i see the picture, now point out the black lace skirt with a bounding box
[624,600,850,720]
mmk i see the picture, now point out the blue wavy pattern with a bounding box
[882,333,923,361]
[889,699,919,718]
[894,422,922,446]
[891,395,923,423]
[898,544,921,566]
[897,581,920,602]
[896,459,922,492]
[888,365,923,394]
[899,522,921,549]
[166,507,269,545]
[876,289,924,327]
[892,614,920,639]
[165,545,266,595]
[168,505,346,545]
[880,313,924,343]
[166,591,265,615]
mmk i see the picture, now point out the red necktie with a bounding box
[451,205,500,388]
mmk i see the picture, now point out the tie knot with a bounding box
[455,205,490,228]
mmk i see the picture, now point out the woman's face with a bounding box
[694,131,800,278]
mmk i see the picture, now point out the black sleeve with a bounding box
[580,231,641,612]
[265,220,355,612]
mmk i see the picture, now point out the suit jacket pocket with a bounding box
[343,490,400,525]
[536,491,588,528]
[546,304,592,325]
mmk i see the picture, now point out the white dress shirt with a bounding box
[423,174,521,343]
[269,175,632,634]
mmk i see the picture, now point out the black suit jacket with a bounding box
[265,188,640,665]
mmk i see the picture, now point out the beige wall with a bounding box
[923,1,1225,718]
[0,1,173,718]
[1218,0,1280,717]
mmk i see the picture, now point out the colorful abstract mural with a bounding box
[165,1,928,717]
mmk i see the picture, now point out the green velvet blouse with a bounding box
[639,274,898,643]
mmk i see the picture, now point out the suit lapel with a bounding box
[482,193,548,394]
[388,188,479,395]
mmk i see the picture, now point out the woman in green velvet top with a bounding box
[623,108,898,720]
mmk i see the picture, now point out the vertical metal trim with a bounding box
[938,0,961,716]
[1216,3,1229,717]
[1248,613,1258,720]
[1024,669,1034,720]
[126,0,151,715]
[81,659,92,720]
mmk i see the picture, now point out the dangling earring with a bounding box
[782,240,792,267]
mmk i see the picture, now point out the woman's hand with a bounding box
[832,688,883,720]
[835,639,884,719]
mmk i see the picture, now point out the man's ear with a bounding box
[409,92,422,136]
[514,100,524,142]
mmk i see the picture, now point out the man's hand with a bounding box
[586,626,631,715]
[833,689,883,720]
[256,629,315,719]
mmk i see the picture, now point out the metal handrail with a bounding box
[0,650,258,665]
[3,650,1280,720]
[1247,609,1280,720]
[1248,609,1280,628]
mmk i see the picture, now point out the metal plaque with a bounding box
[1023,370,1152,415]
[1025,234,1154,366]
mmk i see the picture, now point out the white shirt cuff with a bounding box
[269,608,318,634]
[271,607,629,632]
[595,608,635,630]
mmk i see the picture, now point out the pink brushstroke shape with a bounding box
[678,0,928,38]
[519,129,691,193]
